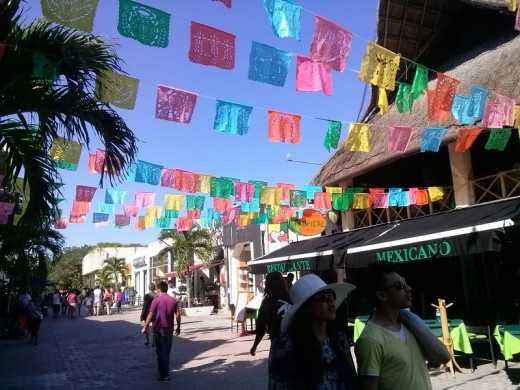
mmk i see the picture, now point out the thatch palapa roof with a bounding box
[311,0,518,186]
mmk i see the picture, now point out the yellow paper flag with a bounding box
[164,194,183,210]
[146,206,162,219]
[260,186,281,207]
[427,187,444,202]
[514,106,520,129]
[197,174,212,193]
[325,186,343,194]
[49,136,82,164]
[359,42,400,91]
[344,123,371,152]
[352,193,370,209]
[378,87,389,115]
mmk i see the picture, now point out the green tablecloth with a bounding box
[494,325,520,361]
[353,317,473,354]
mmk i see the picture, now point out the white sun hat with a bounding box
[281,274,356,333]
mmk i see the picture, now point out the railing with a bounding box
[471,168,520,204]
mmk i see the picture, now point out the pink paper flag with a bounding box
[160,167,176,187]
[234,182,255,202]
[187,209,201,219]
[69,214,85,224]
[221,207,240,226]
[71,200,90,214]
[75,185,97,202]
[482,100,504,128]
[295,55,332,96]
[497,94,516,127]
[408,188,419,205]
[123,204,139,217]
[134,192,155,208]
[54,218,69,229]
[372,192,389,209]
[155,85,198,124]
[0,202,15,216]
[213,197,231,212]
[276,183,296,201]
[313,192,332,209]
[516,6,520,31]
[0,214,9,225]
[189,22,235,70]
[310,16,352,72]
[387,126,413,152]
[115,214,131,226]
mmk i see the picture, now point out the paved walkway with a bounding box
[0,307,518,389]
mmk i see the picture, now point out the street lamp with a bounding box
[286,153,322,166]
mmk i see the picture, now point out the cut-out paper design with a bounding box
[198,174,212,193]
[105,188,126,204]
[118,0,170,48]
[98,202,115,214]
[482,100,504,128]
[134,160,163,185]
[134,191,155,208]
[189,22,235,70]
[237,213,252,227]
[164,194,184,210]
[455,127,482,152]
[53,160,78,171]
[164,209,179,219]
[415,189,429,205]
[54,218,68,229]
[451,95,475,125]
[210,177,234,198]
[395,83,414,113]
[514,106,520,127]
[427,187,444,202]
[267,110,301,143]
[146,206,162,219]
[314,192,332,209]
[260,186,281,206]
[155,217,171,229]
[213,198,231,212]
[160,167,175,188]
[248,41,291,87]
[49,136,82,171]
[289,190,306,207]
[207,208,221,221]
[469,85,488,120]
[304,185,322,200]
[428,73,460,121]
[221,207,240,226]
[296,55,332,95]
[249,180,268,199]
[344,123,370,152]
[408,188,419,205]
[497,94,516,127]
[353,193,370,209]
[115,214,131,226]
[234,182,255,202]
[388,188,402,207]
[155,85,198,124]
[242,198,260,213]
[485,128,512,151]
[421,127,447,152]
[69,214,85,224]
[276,183,296,200]
[186,195,205,210]
[123,204,139,217]
[325,187,342,195]
[323,120,342,152]
[173,169,199,193]
[310,16,352,72]
[331,192,352,210]
[93,213,109,223]
[359,42,400,91]
[94,70,139,110]
[371,192,389,209]
[396,191,410,207]
[41,0,99,32]
[387,126,413,152]
[262,0,301,39]
[33,53,58,81]
[134,216,146,230]
[214,100,253,135]
[378,87,389,114]
[75,185,96,202]
[212,0,231,8]
[71,200,90,215]
[253,213,268,224]
[516,5,520,31]
[411,65,428,99]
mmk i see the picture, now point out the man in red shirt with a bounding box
[115,290,123,314]
[141,281,181,382]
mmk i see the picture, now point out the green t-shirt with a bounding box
[355,320,432,390]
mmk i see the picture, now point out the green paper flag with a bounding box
[484,128,512,151]
[249,180,268,199]
[323,120,342,152]
[411,65,428,100]
[396,83,414,113]
[33,53,58,81]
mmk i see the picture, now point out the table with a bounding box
[353,316,473,354]
[494,325,520,361]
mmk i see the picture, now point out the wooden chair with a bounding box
[466,325,496,372]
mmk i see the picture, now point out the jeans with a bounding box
[154,333,173,378]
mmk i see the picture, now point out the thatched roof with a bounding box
[311,0,518,186]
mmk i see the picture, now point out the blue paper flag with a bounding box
[214,100,253,136]
[262,0,301,40]
[98,202,115,214]
[155,217,171,229]
[451,95,475,125]
[421,128,447,152]
[135,160,163,185]
[304,185,323,200]
[388,188,402,207]
[93,213,109,223]
[207,208,222,221]
[126,163,137,182]
[469,85,488,120]
[248,41,292,87]
[164,209,179,219]
[396,191,410,207]
[105,189,127,204]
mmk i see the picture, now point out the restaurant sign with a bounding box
[376,241,452,263]
[266,259,312,273]
[133,256,146,268]
[287,209,327,236]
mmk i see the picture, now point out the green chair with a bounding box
[466,325,496,372]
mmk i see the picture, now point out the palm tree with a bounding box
[95,267,114,290]
[0,0,138,225]
[103,256,127,287]
[158,229,213,307]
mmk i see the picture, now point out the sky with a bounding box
[21,0,379,247]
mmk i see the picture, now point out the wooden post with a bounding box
[431,298,463,376]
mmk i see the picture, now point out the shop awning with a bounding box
[248,196,520,274]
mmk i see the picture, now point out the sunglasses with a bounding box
[312,289,336,302]
[383,279,409,291]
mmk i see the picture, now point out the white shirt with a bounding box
[167,287,177,297]
[93,288,101,304]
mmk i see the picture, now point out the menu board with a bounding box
[234,291,250,323]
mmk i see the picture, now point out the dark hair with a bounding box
[264,272,289,300]
[365,261,397,304]
[157,281,168,293]
[149,283,156,291]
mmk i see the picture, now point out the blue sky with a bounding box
[22,0,379,247]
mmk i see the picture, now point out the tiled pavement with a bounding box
[0,307,518,389]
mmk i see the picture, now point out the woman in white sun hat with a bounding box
[268,273,357,389]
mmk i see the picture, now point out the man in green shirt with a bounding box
[355,262,450,390]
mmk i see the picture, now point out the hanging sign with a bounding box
[288,209,327,236]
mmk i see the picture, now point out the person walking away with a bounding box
[67,290,78,319]
[141,281,181,382]
[60,292,67,317]
[93,286,102,316]
[198,277,206,303]
[250,272,291,357]
[104,288,113,315]
[84,291,93,317]
[268,274,357,389]
[18,290,32,315]
[141,283,157,346]
[52,290,60,319]
[115,289,123,314]
[27,300,43,345]
[355,262,450,390]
